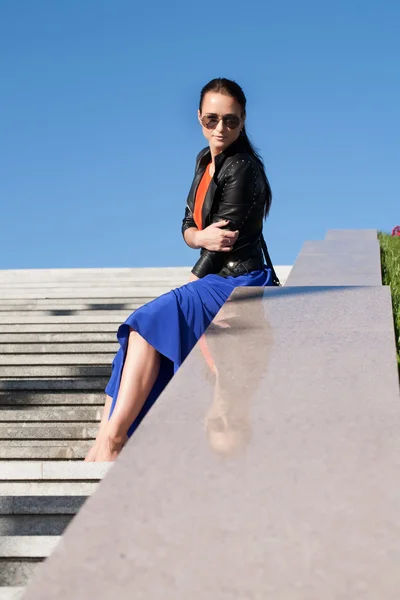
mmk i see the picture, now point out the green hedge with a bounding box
[378,232,400,368]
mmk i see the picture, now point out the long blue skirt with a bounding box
[104,268,273,437]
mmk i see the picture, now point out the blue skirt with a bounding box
[105,268,273,436]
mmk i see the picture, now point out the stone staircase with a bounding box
[0,266,193,599]
[0,265,292,598]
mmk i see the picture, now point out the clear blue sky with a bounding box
[1,0,399,269]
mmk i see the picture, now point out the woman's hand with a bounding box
[196,220,239,252]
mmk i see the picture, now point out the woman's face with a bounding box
[198,92,244,155]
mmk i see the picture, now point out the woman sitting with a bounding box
[85,77,277,462]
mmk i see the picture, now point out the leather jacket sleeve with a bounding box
[182,205,196,235]
[192,158,261,278]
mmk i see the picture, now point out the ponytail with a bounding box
[239,127,272,218]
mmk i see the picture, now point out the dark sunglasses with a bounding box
[200,113,242,130]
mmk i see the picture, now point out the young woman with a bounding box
[85,77,278,462]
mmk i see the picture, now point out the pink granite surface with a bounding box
[22,285,400,599]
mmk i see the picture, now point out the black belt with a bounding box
[216,236,281,285]
[217,253,265,278]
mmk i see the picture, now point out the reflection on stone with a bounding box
[205,373,252,457]
[201,289,274,458]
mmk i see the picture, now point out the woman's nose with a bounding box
[215,119,226,132]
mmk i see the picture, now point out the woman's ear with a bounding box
[197,109,202,125]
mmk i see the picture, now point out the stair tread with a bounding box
[0,355,113,365]
[0,343,117,353]
[0,365,110,377]
[0,461,111,480]
[0,423,98,440]
[0,392,104,405]
[0,481,99,496]
[0,495,86,514]
[0,324,118,333]
[0,380,109,391]
[0,441,92,460]
[0,315,127,324]
[0,536,60,558]
[0,407,101,422]
[0,588,25,600]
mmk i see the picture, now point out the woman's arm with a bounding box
[191,158,260,278]
[183,226,202,250]
[188,271,199,282]
[185,223,239,282]
[184,221,238,251]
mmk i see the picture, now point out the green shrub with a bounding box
[378,232,400,368]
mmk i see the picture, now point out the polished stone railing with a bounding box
[21,231,400,599]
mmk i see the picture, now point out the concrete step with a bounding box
[0,288,176,300]
[0,449,92,461]
[0,514,72,536]
[0,354,114,366]
[0,559,39,587]
[0,333,116,343]
[0,537,57,588]
[0,266,190,280]
[0,463,108,494]
[0,315,126,324]
[0,462,111,480]
[0,301,146,311]
[0,587,24,600]
[0,280,182,288]
[0,392,104,405]
[0,439,92,460]
[0,536,59,558]
[0,423,98,440]
[0,323,119,333]
[0,342,117,353]
[0,297,146,307]
[0,309,141,318]
[0,407,101,422]
[0,344,119,358]
[0,365,110,377]
[0,496,86,514]
[0,481,99,496]
[0,441,92,460]
[0,277,176,285]
[0,283,183,292]
[0,275,182,283]
[0,379,109,391]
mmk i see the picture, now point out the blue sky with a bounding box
[1,0,399,269]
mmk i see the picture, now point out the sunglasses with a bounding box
[200,113,242,130]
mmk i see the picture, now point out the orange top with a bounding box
[193,163,212,230]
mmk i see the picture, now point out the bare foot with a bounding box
[84,443,98,462]
[94,435,126,462]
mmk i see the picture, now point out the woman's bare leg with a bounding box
[94,330,160,462]
[84,394,113,462]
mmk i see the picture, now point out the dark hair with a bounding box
[199,77,272,218]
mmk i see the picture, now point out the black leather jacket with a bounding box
[182,137,270,279]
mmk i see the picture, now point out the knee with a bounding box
[128,328,139,344]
